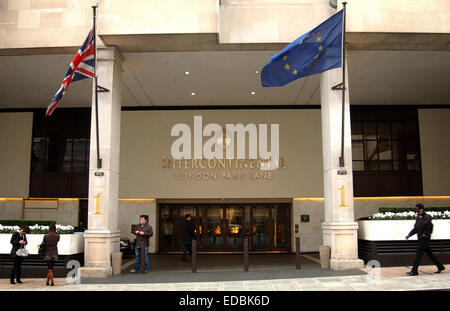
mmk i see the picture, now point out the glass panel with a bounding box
[377,121,390,136]
[405,121,419,139]
[364,122,377,140]
[406,140,419,171]
[273,205,289,249]
[31,138,47,173]
[252,206,269,249]
[180,205,195,220]
[352,141,364,161]
[160,206,176,248]
[207,206,224,248]
[351,121,363,140]
[392,140,402,160]
[365,160,378,171]
[407,159,419,171]
[30,108,91,198]
[377,137,392,160]
[391,122,403,139]
[63,139,72,172]
[226,205,243,249]
[352,161,364,171]
[197,207,205,249]
[365,141,378,161]
[393,160,400,171]
[379,160,393,171]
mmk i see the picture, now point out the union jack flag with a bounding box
[46,28,95,116]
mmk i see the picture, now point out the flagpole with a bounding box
[92,4,102,169]
[339,2,347,168]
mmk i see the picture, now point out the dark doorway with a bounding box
[159,202,291,253]
[78,199,88,229]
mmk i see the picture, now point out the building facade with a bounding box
[1,0,449,276]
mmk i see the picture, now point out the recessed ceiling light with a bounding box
[185,71,190,75]
[251,91,256,95]
[191,92,196,96]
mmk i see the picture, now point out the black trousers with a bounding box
[412,238,444,273]
[10,256,23,281]
[182,244,192,260]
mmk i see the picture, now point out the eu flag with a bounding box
[261,10,343,87]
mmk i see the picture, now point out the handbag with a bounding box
[38,241,46,257]
[16,245,29,257]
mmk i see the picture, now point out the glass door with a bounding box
[206,205,224,249]
[225,205,244,249]
[159,204,177,250]
[272,204,290,250]
[251,205,270,250]
[159,202,291,253]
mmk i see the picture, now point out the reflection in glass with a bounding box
[352,141,364,161]
[364,122,377,140]
[226,206,242,248]
[160,206,175,248]
[353,161,364,171]
[252,206,268,249]
[273,205,289,249]
[207,206,223,248]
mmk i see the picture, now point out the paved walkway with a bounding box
[1,264,448,291]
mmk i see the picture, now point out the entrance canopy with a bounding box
[0,49,449,110]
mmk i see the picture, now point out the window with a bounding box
[30,108,91,198]
[351,107,422,196]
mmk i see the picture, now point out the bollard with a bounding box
[192,239,197,273]
[296,236,301,270]
[244,238,249,272]
[139,246,146,273]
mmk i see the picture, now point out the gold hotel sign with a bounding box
[162,157,287,181]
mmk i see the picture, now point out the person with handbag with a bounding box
[42,224,60,286]
[10,225,30,285]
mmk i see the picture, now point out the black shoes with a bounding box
[435,266,446,274]
[406,271,418,276]
[10,280,15,285]
[16,280,23,284]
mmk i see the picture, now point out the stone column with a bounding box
[80,47,123,278]
[320,63,364,271]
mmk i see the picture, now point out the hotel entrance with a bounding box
[158,202,291,253]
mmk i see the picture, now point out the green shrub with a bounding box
[378,206,450,213]
[0,220,56,227]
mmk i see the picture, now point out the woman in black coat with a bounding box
[10,226,30,285]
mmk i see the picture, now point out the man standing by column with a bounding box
[405,204,445,276]
[181,214,195,262]
[131,215,153,273]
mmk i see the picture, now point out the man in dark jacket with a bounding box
[181,214,195,261]
[405,204,445,275]
[131,215,153,273]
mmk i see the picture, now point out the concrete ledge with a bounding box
[79,266,112,279]
[330,258,365,271]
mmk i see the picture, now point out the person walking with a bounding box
[181,214,195,261]
[405,203,446,276]
[130,215,153,273]
[10,226,30,285]
[42,224,60,286]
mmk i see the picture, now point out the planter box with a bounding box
[358,219,450,241]
[358,220,450,266]
[0,233,84,255]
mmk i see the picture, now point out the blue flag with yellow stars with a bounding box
[261,10,343,87]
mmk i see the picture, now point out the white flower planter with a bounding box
[0,233,84,255]
[358,219,450,241]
